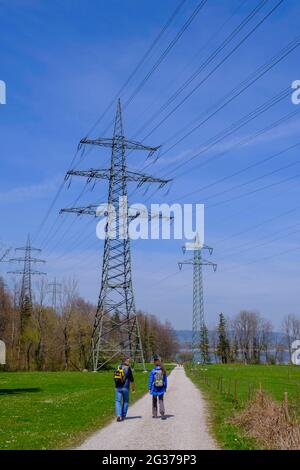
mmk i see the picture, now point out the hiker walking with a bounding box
[149,354,167,419]
[114,356,136,422]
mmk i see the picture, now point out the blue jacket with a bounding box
[148,365,167,396]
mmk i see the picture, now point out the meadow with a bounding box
[0,364,174,450]
[186,363,300,450]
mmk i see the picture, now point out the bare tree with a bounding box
[33,278,48,370]
[231,310,272,364]
[60,278,79,370]
[232,311,258,363]
[257,318,273,364]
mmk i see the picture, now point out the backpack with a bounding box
[153,368,164,388]
[114,365,127,387]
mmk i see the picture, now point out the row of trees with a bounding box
[0,276,178,371]
[196,311,300,364]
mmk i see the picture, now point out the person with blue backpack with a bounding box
[114,356,136,422]
[148,354,167,419]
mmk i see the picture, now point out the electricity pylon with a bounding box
[61,99,171,371]
[0,247,10,264]
[8,235,46,329]
[48,278,62,311]
[178,234,217,363]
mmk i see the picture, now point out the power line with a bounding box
[171,140,300,203]
[208,166,300,210]
[31,1,188,247]
[178,235,216,362]
[133,101,300,210]
[60,100,171,371]
[218,222,300,260]
[126,26,300,205]
[131,0,248,140]
[139,0,284,144]
[85,0,188,138]
[38,0,290,258]
[134,0,269,139]
[122,0,208,111]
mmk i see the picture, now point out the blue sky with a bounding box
[1,0,300,330]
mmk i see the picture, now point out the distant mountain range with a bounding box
[175,330,287,346]
[175,330,193,344]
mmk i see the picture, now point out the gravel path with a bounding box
[77,366,217,450]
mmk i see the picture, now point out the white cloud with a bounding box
[0,175,62,203]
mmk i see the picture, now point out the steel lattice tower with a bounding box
[179,234,217,362]
[0,247,10,264]
[61,99,170,370]
[48,278,62,311]
[8,235,46,330]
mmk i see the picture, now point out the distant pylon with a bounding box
[61,99,171,370]
[8,235,46,329]
[48,278,62,311]
[0,247,10,263]
[178,234,217,362]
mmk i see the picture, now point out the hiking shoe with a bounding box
[116,416,122,422]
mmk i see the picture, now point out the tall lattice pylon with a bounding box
[8,235,46,328]
[61,99,170,370]
[48,278,62,312]
[0,246,10,263]
[178,234,217,362]
[8,236,46,370]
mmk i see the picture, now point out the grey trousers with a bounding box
[152,395,165,417]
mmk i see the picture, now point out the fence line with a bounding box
[188,367,297,416]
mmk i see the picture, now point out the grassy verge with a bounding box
[0,364,174,450]
[185,363,300,450]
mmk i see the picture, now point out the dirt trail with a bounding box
[77,366,217,450]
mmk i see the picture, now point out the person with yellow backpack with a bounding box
[114,356,135,422]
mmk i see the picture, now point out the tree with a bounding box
[0,274,178,371]
[210,328,219,363]
[216,313,230,364]
[232,310,258,364]
[138,312,178,362]
[33,278,48,370]
[229,336,239,363]
[60,278,78,370]
[199,323,210,364]
[231,310,273,364]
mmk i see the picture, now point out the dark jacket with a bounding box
[115,364,134,389]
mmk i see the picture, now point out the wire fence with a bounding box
[187,366,300,418]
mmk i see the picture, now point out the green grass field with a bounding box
[186,363,300,450]
[0,365,174,450]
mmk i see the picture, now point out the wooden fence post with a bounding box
[234,380,238,402]
[227,379,231,397]
[258,383,263,404]
[283,392,290,422]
